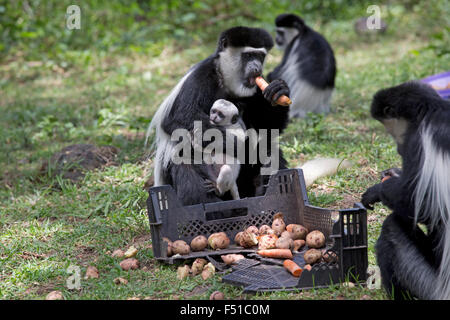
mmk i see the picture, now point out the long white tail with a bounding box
[300,158,352,187]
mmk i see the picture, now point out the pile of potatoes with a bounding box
[163,231,232,257]
[162,212,337,266]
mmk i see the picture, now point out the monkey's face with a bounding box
[218,46,267,97]
[210,99,239,126]
[275,27,299,51]
[240,48,267,88]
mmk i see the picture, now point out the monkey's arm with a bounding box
[362,175,403,210]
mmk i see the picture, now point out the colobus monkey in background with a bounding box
[362,81,450,299]
[198,99,246,200]
[147,26,291,205]
[268,13,337,119]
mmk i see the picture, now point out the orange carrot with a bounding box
[283,259,302,277]
[255,77,292,106]
[381,175,391,183]
[257,248,293,259]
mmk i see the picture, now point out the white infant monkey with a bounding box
[205,99,246,200]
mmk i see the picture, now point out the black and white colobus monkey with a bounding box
[148,27,291,205]
[361,81,450,300]
[268,13,336,118]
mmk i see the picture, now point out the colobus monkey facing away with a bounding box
[268,13,336,118]
[148,26,291,205]
[361,81,450,299]
[200,99,245,200]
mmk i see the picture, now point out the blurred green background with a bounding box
[1,0,448,62]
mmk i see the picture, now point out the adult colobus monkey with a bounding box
[362,81,450,300]
[148,27,291,205]
[268,13,336,118]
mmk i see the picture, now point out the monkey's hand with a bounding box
[204,179,220,196]
[381,167,402,181]
[361,183,382,210]
[262,79,290,106]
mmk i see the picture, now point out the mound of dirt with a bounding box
[40,144,119,181]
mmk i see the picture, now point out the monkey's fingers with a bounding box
[255,77,292,106]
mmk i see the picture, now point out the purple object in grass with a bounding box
[421,71,450,99]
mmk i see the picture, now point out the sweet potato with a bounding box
[255,77,292,106]
[283,259,303,277]
[221,254,245,265]
[306,230,326,249]
[257,249,293,259]
[293,239,306,252]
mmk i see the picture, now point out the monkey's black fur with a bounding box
[156,27,290,205]
[362,81,450,300]
[268,13,336,91]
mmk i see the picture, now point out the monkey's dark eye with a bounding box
[231,115,238,124]
[218,111,224,118]
[383,106,396,117]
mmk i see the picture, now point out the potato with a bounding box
[246,226,259,235]
[201,263,215,280]
[276,236,293,250]
[124,246,138,258]
[190,235,208,251]
[209,291,225,300]
[239,231,258,248]
[286,224,308,240]
[162,237,173,257]
[177,265,191,280]
[322,250,338,263]
[293,239,306,252]
[221,254,245,265]
[258,225,274,236]
[208,232,230,250]
[304,248,322,265]
[281,231,293,239]
[191,258,208,275]
[171,240,191,255]
[120,258,140,270]
[271,212,286,236]
[306,230,326,249]
[258,234,278,250]
[234,232,244,245]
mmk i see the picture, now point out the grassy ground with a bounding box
[0,7,449,300]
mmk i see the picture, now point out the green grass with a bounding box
[1,5,449,300]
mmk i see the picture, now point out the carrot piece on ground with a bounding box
[283,259,303,277]
[256,249,293,259]
[255,76,292,106]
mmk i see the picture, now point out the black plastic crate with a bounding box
[146,168,368,291]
